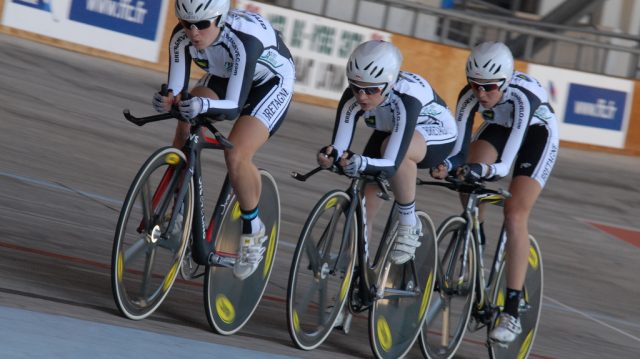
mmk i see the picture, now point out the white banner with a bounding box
[237,0,391,100]
[2,0,170,63]
[528,64,634,149]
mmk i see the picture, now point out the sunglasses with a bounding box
[349,82,385,95]
[468,78,504,92]
[179,18,217,31]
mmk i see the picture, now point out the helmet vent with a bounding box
[493,65,502,74]
[203,0,212,10]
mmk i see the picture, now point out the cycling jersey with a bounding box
[447,71,559,183]
[166,9,295,123]
[331,71,457,178]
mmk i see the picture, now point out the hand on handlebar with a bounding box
[430,162,449,180]
[179,96,208,120]
[458,163,488,182]
[152,90,175,113]
[317,145,338,169]
[339,151,367,178]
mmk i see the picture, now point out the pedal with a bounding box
[208,252,236,267]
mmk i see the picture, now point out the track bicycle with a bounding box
[286,166,437,359]
[418,177,543,359]
[110,88,280,335]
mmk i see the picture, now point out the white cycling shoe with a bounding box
[490,313,522,346]
[388,219,422,265]
[233,221,267,280]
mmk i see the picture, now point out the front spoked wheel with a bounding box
[488,235,543,359]
[420,216,477,359]
[204,169,280,335]
[111,147,194,320]
[369,211,437,359]
[286,190,357,350]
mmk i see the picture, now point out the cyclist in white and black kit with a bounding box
[153,0,295,280]
[432,41,559,345]
[318,40,457,265]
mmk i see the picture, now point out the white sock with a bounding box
[396,201,416,226]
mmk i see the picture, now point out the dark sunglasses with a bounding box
[179,18,217,30]
[349,83,385,95]
[468,78,504,92]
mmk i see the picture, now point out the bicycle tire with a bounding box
[369,210,437,359]
[286,190,357,350]
[111,147,194,320]
[488,235,543,359]
[203,169,280,335]
[420,215,477,359]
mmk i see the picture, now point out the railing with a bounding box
[262,0,640,79]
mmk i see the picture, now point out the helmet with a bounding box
[346,40,403,96]
[466,42,514,92]
[175,0,229,26]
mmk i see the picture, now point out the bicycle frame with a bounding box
[293,167,402,310]
[124,109,235,267]
[418,177,510,324]
[462,191,509,318]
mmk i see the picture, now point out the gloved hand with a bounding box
[430,161,450,179]
[178,96,207,120]
[152,91,173,113]
[342,153,367,177]
[317,145,338,169]
[460,163,488,182]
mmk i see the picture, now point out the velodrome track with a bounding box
[0,33,639,358]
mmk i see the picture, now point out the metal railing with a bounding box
[262,0,640,79]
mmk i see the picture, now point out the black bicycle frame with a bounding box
[124,107,234,267]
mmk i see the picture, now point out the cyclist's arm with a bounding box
[166,25,193,95]
[444,86,478,171]
[330,89,362,160]
[361,92,420,178]
[488,87,540,178]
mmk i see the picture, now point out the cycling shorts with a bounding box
[196,74,294,136]
[475,123,559,188]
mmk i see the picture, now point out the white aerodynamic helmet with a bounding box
[466,41,514,92]
[346,40,403,96]
[175,0,229,26]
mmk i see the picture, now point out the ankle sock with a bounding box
[240,206,260,234]
[504,287,522,318]
[396,201,416,226]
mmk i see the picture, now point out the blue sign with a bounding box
[564,83,627,131]
[12,0,52,11]
[69,0,163,41]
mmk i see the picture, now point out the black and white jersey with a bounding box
[331,71,457,178]
[166,9,295,120]
[448,71,558,178]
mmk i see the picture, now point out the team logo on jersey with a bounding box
[365,116,376,127]
[482,110,495,120]
[420,103,443,117]
[515,74,532,82]
[259,51,282,68]
[194,58,209,69]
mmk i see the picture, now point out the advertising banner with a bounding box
[528,64,634,148]
[237,0,391,100]
[2,0,170,62]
